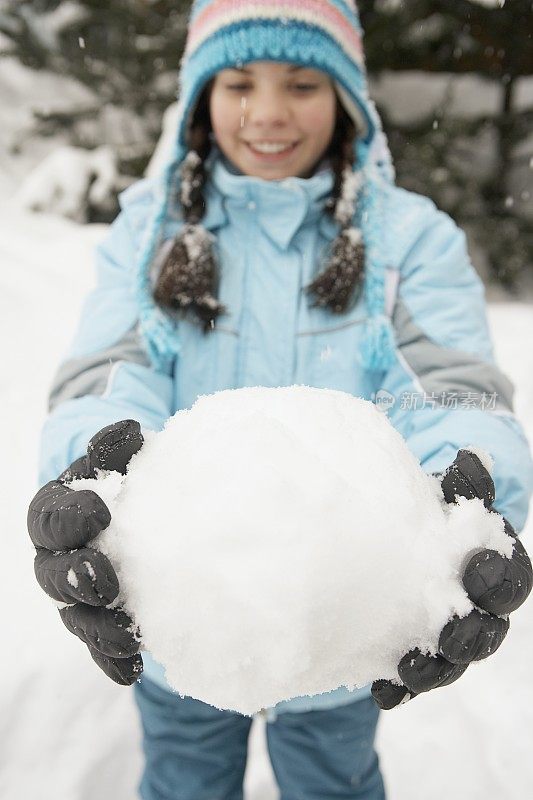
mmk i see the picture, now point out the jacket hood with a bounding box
[135,0,397,373]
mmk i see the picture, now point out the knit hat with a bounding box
[137,0,397,372]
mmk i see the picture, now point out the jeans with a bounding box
[134,677,386,800]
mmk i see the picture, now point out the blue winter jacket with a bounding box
[39,149,533,715]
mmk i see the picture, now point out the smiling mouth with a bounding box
[245,141,300,156]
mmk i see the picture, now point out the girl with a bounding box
[34,1,533,798]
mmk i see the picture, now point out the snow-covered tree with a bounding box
[359,0,532,288]
[1,0,530,286]
[0,0,189,217]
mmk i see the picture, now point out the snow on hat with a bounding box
[136,0,397,372]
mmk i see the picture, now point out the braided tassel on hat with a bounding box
[356,140,396,372]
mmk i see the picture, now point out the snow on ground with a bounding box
[1,209,532,799]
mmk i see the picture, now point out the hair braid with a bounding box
[306,101,365,314]
[153,85,225,330]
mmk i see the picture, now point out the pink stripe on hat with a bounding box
[185,0,363,65]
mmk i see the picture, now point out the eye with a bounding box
[292,83,319,92]
[226,83,252,91]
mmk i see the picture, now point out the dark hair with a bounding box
[154,81,365,328]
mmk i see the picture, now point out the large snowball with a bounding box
[78,386,511,715]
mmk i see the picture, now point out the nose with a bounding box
[245,87,290,129]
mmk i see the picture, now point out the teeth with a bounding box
[249,142,294,154]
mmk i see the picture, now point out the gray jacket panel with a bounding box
[49,326,150,412]
[393,300,514,411]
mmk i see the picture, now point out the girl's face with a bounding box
[209,61,337,181]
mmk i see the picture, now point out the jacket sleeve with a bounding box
[378,197,533,532]
[38,196,174,484]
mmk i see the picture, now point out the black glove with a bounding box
[372,449,533,710]
[27,419,144,685]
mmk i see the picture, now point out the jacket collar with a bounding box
[202,148,337,250]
